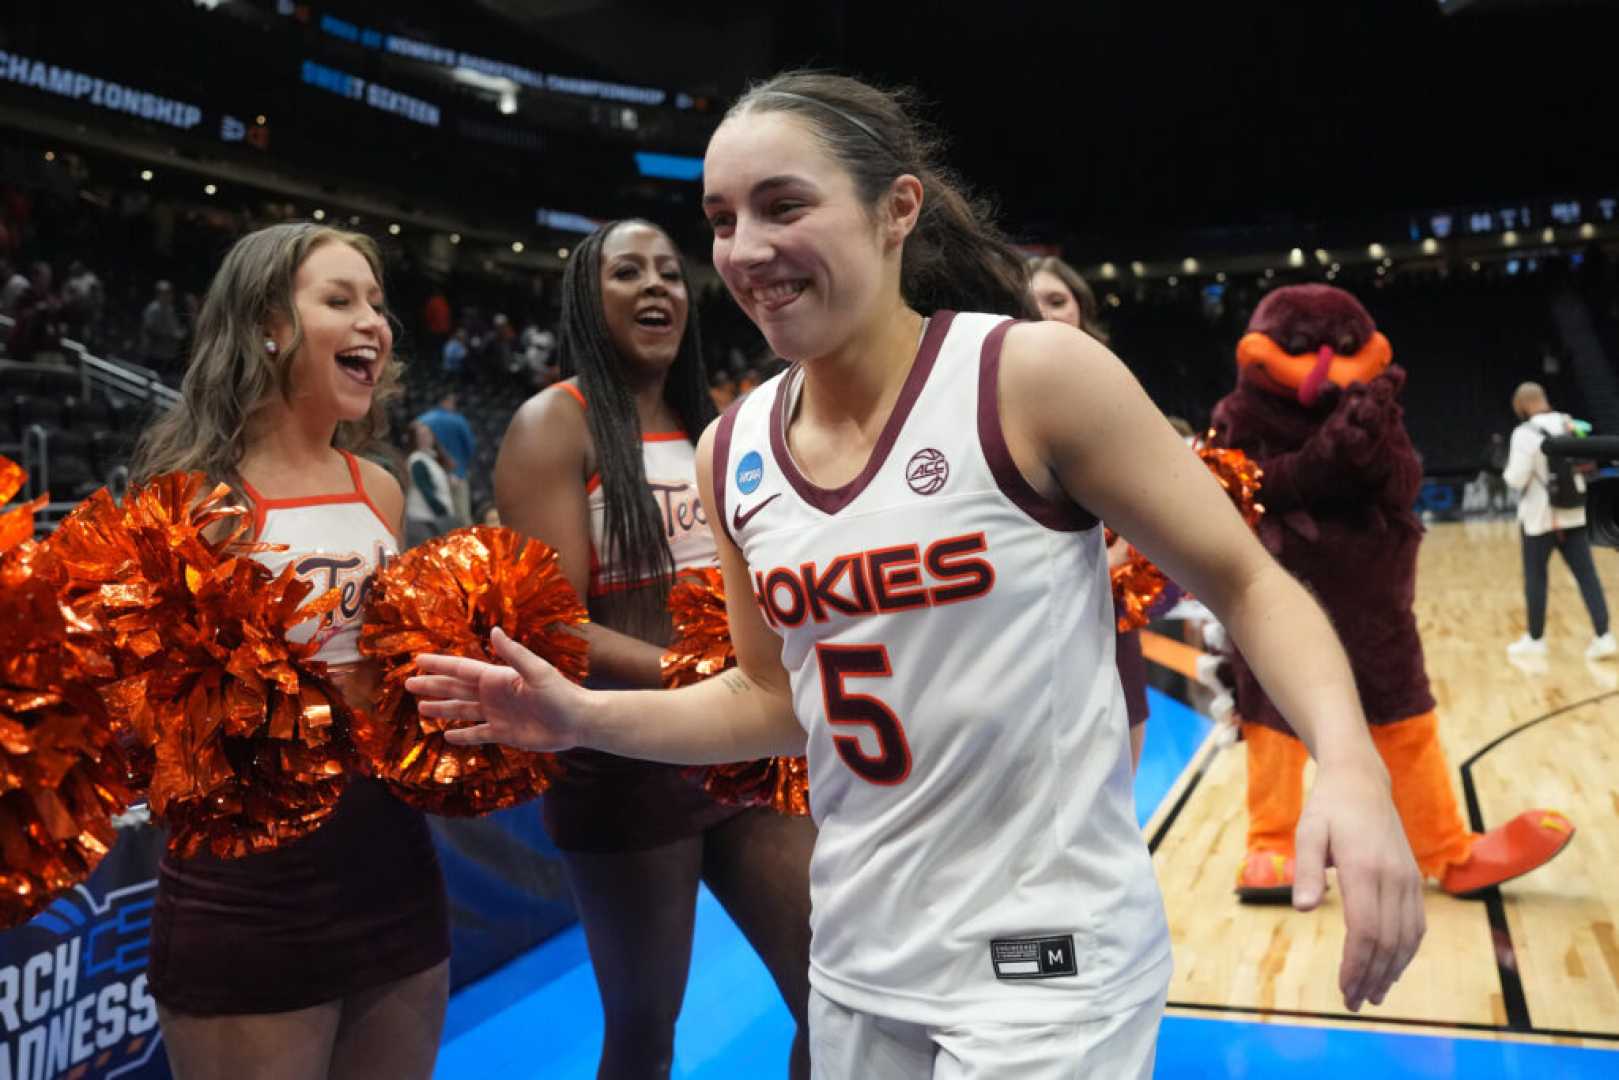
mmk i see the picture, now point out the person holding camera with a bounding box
[1503,381,1614,659]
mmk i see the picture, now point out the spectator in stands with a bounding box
[415,391,474,525]
[441,326,469,378]
[487,312,516,376]
[422,286,451,355]
[139,279,186,371]
[404,420,457,547]
[0,257,28,314]
[489,218,813,1077]
[62,259,105,344]
[475,500,501,527]
[7,261,62,362]
[518,321,557,387]
[1028,254,1109,343]
[129,221,448,1078]
[1504,381,1615,659]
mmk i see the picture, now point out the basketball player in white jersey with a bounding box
[132,224,448,1079]
[413,74,1425,1077]
[493,219,812,1078]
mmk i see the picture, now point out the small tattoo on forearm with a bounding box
[720,671,749,696]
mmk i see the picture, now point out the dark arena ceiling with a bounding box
[3,0,1619,259]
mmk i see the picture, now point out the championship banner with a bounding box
[0,825,169,1080]
[0,810,575,1078]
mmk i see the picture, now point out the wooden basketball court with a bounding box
[1147,518,1619,1049]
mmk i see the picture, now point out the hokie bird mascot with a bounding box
[1210,283,1574,902]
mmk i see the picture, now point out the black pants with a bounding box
[1522,525,1610,639]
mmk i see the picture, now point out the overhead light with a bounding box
[255,114,267,125]
[312,208,326,221]
[1130,260,1146,276]
[203,183,217,195]
[511,241,525,253]
[1330,262,1341,272]
[388,223,402,236]
[140,169,154,181]
[43,150,55,162]
[1314,248,1330,265]
[1541,227,1555,244]
[557,247,570,259]
[349,215,361,225]
[1470,260,1481,271]
[1167,275,1179,286]
[1579,223,1597,239]
[1326,269,1337,281]
[1216,271,1227,283]
[449,233,462,245]
[1421,238,1439,255]
[1181,257,1199,274]
[498,91,518,115]
[1264,268,1275,279]
[1502,230,1519,247]
[1288,248,1305,267]
[1367,243,1386,259]
[1100,262,1117,279]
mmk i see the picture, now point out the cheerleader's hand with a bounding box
[410,626,591,752]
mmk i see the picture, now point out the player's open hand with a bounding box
[407,626,590,752]
[1294,754,1426,1012]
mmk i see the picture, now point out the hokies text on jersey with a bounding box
[752,532,994,628]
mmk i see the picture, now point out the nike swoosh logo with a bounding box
[732,492,781,531]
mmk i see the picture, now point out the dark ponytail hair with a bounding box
[558,219,715,616]
[729,71,1036,320]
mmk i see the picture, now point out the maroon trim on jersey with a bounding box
[769,310,956,515]
[977,318,1099,532]
[712,399,744,547]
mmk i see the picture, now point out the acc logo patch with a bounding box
[906,448,949,496]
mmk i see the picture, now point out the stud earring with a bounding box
[265,339,279,355]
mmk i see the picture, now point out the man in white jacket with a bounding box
[1502,382,1615,659]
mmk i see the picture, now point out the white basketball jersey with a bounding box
[555,382,717,596]
[714,311,1170,1025]
[242,451,397,666]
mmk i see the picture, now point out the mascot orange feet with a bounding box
[1236,713,1575,902]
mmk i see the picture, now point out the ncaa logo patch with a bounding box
[906,448,949,495]
[736,450,764,495]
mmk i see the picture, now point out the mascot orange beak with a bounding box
[1236,332,1393,406]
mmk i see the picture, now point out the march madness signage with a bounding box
[0,827,168,1080]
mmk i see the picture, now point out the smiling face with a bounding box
[599,222,689,377]
[271,240,391,422]
[1030,269,1082,329]
[703,110,902,363]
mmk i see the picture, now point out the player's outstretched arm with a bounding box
[412,421,804,765]
[998,320,1424,1014]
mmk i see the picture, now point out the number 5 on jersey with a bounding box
[815,643,912,785]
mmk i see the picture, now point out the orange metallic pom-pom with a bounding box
[1198,442,1265,529]
[1110,444,1264,632]
[1,459,136,925]
[662,567,810,817]
[0,455,47,556]
[49,473,349,858]
[357,526,589,815]
[661,567,736,690]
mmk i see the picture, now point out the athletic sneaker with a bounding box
[1507,634,1548,658]
[1585,632,1617,660]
